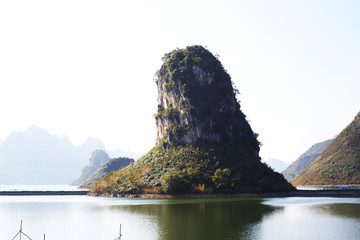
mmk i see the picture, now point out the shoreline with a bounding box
[0,190,359,198]
[88,189,360,199]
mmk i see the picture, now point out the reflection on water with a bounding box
[296,186,360,190]
[314,203,360,219]
[257,198,360,240]
[111,199,280,240]
[0,196,359,240]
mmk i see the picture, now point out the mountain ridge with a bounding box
[292,112,360,185]
[0,125,136,184]
[282,139,333,181]
[263,158,289,173]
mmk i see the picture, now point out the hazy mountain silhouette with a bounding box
[77,137,106,156]
[263,158,289,173]
[71,149,110,186]
[0,126,135,184]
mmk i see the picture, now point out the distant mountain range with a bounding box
[292,112,360,186]
[262,158,289,173]
[0,125,138,184]
[282,139,333,181]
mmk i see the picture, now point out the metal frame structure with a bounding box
[114,224,122,240]
[11,220,32,240]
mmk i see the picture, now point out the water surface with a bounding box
[0,196,359,240]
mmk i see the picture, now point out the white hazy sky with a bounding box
[1,0,359,163]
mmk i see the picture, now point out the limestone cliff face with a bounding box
[155,45,259,156]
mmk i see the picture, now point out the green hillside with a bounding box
[282,139,333,181]
[91,142,293,194]
[292,112,360,186]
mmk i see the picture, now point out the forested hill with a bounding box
[282,139,333,181]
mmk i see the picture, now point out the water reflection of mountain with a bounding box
[314,203,360,219]
[108,199,282,240]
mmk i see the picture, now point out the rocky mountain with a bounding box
[79,157,134,188]
[263,158,289,173]
[92,46,294,195]
[71,149,110,186]
[282,139,333,181]
[0,126,132,184]
[155,48,255,147]
[292,112,360,186]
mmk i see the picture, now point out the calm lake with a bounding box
[0,195,359,240]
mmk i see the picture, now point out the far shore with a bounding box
[0,190,89,196]
[88,189,360,199]
[295,184,360,187]
[1,189,359,198]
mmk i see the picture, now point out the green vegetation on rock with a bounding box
[292,112,360,186]
[91,142,293,194]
